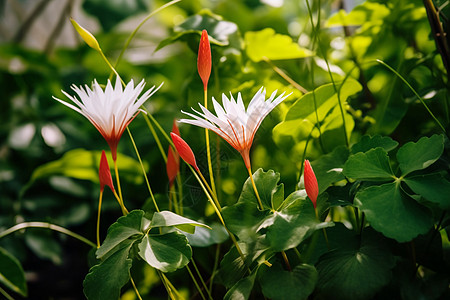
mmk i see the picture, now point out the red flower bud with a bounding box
[170,132,199,171]
[197,30,211,90]
[304,160,318,208]
[99,150,115,192]
[171,119,180,137]
[166,146,179,186]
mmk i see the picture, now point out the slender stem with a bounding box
[191,259,213,300]
[112,189,128,215]
[281,251,292,271]
[204,89,218,197]
[112,0,183,74]
[113,160,128,215]
[247,167,264,210]
[189,165,247,266]
[126,127,160,212]
[176,173,184,215]
[142,113,167,162]
[209,243,221,292]
[0,222,96,248]
[376,59,447,135]
[130,274,143,300]
[186,264,207,300]
[96,190,103,248]
[263,57,308,93]
[305,0,349,147]
[159,271,182,300]
[99,50,125,87]
[142,108,174,147]
[0,286,15,300]
[198,170,221,211]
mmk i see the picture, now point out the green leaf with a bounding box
[245,28,313,62]
[150,211,211,234]
[260,263,317,300]
[219,246,249,288]
[354,183,433,242]
[351,135,399,154]
[138,232,192,272]
[343,147,394,181]
[0,247,27,297]
[273,79,361,156]
[325,2,390,27]
[316,228,395,300]
[404,173,450,210]
[240,168,283,211]
[183,222,229,247]
[96,210,144,259]
[83,239,133,300]
[311,146,349,193]
[29,149,146,186]
[264,191,332,252]
[397,135,444,175]
[157,9,241,50]
[223,270,257,300]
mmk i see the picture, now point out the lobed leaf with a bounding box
[343,147,394,181]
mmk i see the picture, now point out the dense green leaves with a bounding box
[223,270,257,300]
[0,247,27,297]
[245,28,313,62]
[350,135,398,154]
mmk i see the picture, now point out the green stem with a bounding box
[209,243,221,292]
[126,127,160,212]
[112,0,183,74]
[130,274,143,300]
[113,160,128,215]
[376,59,447,135]
[191,258,213,300]
[96,190,103,248]
[142,113,167,162]
[0,222,96,248]
[204,89,218,197]
[247,167,264,210]
[186,264,207,300]
[0,286,15,300]
[306,0,349,147]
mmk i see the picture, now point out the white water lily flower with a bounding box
[179,87,290,168]
[53,76,162,160]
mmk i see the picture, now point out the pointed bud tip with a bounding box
[197,29,211,90]
[170,132,199,171]
[99,150,115,192]
[70,18,101,52]
[304,159,318,209]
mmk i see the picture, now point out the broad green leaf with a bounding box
[264,191,333,251]
[138,232,192,272]
[260,263,317,300]
[223,270,257,300]
[397,135,444,175]
[404,173,450,210]
[157,9,241,50]
[240,168,283,211]
[316,228,395,300]
[311,146,349,193]
[183,222,229,247]
[343,148,394,181]
[326,2,390,28]
[0,247,27,297]
[354,183,433,242]
[150,211,211,234]
[219,246,249,288]
[83,239,133,300]
[96,210,144,259]
[30,149,146,185]
[245,28,313,62]
[351,135,398,154]
[273,79,361,156]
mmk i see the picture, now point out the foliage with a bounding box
[1,0,450,299]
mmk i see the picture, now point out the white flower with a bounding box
[179,87,290,168]
[53,77,162,160]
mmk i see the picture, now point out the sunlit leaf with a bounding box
[150,210,210,234]
[183,222,229,247]
[245,28,313,62]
